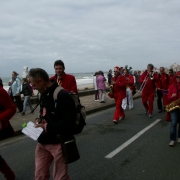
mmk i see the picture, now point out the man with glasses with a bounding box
[110,66,126,124]
[156,67,169,113]
[168,71,180,147]
[29,68,77,180]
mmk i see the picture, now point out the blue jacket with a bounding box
[11,77,21,96]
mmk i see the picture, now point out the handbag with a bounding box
[59,136,80,164]
[0,121,15,140]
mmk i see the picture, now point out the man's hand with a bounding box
[35,119,47,130]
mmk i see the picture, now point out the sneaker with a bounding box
[149,114,153,118]
[113,120,118,124]
[177,138,180,143]
[169,141,175,147]
[101,101,106,103]
[21,112,25,116]
[145,110,148,115]
[95,100,99,102]
[17,111,21,114]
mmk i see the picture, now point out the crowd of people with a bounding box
[0,61,180,180]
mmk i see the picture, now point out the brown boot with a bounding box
[0,155,15,180]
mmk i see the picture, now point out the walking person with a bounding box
[96,71,106,103]
[93,72,99,101]
[0,85,16,180]
[139,64,160,118]
[157,67,169,112]
[20,78,33,115]
[167,71,180,147]
[29,68,77,180]
[123,69,134,109]
[110,66,127,124]
[8,71,23,113]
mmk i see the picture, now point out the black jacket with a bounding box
[20,83,32,96]
[38,82,76,144]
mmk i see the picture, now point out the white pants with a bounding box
[126,87,133,109]
[99,90,106,102]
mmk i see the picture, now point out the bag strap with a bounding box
[53,86,64,101]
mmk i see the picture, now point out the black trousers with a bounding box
[157,90,163,110]
[13,96,23,112]
[95,90,99,100]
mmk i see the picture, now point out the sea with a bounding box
[1,72,108,92]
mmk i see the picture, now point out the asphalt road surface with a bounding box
[0,98,180,180]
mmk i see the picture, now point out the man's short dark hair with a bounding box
[54,60,65,69]
[147,64,154,69]
[29,68,49,82]
[160,67,164,70]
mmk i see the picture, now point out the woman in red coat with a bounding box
[167,71,180,147]
[0,86,16,180]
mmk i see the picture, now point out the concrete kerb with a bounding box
[12,94,141,138]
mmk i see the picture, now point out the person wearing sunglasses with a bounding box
[110,66,126,124]
[167,71,180,147]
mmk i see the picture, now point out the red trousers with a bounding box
[142,92,155,114]
[113,95,125,120]
[163,94,168,106]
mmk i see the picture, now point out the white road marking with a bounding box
[105,119,161,158]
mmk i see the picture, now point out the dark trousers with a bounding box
[157,90,163,110]
[13,96,23,112]
[95,90,99,100]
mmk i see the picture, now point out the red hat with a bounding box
[177,71,180,76]
[114,66,120,71]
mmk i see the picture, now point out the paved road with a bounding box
[0,98,180,180]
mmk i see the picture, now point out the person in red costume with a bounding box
[156,67,169,113]
[123,69,134,110]
[0,86,16,180]
[50,60,78,94]
[139,64,160,118]
[111,66,127,124]
[167,71,180,147]
[168,69,176,86]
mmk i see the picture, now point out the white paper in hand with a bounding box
[22,121,43,141]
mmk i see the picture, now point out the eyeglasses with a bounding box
[30,80,40,88]
[169,72,172,73]
[114,71,118,72]
[176,76,180,79]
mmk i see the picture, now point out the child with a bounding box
[20,78,33,115]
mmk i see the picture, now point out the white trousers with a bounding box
[122,88,133,110]
[126,87,133,109]
[99,90,106,102]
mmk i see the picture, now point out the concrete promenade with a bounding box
[9,92,141,137]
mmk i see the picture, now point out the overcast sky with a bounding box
[0,0,180,76]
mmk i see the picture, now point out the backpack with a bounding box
[53,86,86,135]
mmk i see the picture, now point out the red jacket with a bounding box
[0,87,16,129]
[125,75,134,90]
[139,71,160,93]
[168,82,180,104]
[158,73,169,90]
[112,75,127,99]
[50,73,78,94]
[169,75,176,86]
